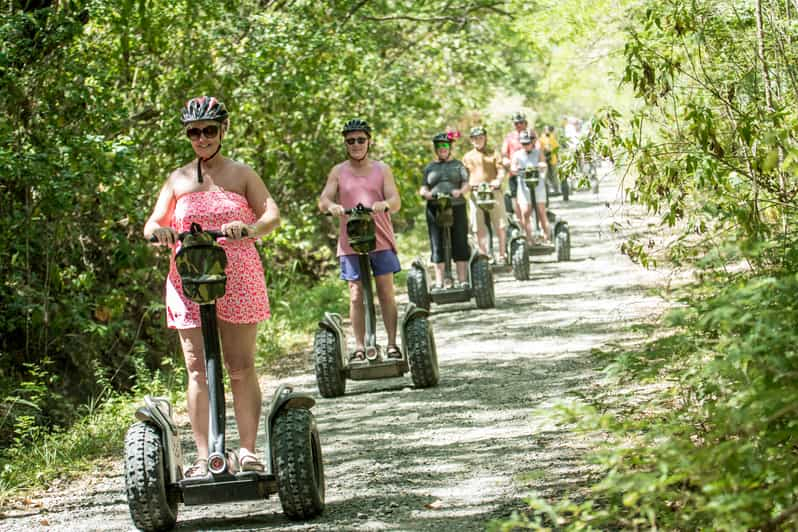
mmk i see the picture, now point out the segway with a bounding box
[407,193,495,310]
[126,224,325,532]
[314,203,438,398]
[471,183,528,281]
[522,167,571,262]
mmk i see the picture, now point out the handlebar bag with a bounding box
[175,229,228,304]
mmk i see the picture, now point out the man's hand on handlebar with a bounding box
[421,190,434,201]
[371,201,390,213]
[327,204,346,217]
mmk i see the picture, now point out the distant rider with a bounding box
[318,119,403,362]
[462,126,507,264]
[419,132,471,289]
[540,125,560,196]
[510,130,550,243]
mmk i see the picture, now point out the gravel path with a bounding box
[1,166,668,531]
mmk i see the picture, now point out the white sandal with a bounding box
[184,458,208,478]
[239,449,265,472]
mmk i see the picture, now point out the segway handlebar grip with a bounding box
[324,203,375,216]
[148,228,247,243]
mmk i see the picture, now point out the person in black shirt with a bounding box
[419,132,471,289]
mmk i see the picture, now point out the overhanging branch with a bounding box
[361,1,511,24]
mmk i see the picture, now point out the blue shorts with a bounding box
[339,249,402,281]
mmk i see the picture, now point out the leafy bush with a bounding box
[494,268,798,531]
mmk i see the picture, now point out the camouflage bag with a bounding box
[175,223,228,304]
[346,207,377,254]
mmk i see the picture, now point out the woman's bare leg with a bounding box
[219,321,261,454]
[178,327,209,459]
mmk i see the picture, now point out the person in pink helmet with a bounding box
[144,96,280,477]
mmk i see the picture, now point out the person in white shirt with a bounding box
[510,130,549,242]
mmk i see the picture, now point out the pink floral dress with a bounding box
[165,189,270,329]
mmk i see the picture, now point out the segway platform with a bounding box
[528,242,555,256]
[430,285,471,305]
[180,471,278,505]
[347,357,409,380]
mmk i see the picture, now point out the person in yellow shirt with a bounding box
[462,126,507,263]
[540,125,560,197]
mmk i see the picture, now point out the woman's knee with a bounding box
[375,275,396,301]
[179,330,206,381]
[348,281,363,304]
[226,362,257,382]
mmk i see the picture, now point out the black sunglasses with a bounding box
[345,137,369,145]
[186,125,220,140]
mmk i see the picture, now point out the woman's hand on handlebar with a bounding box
[421,190,433,200]
[327,204,346,217]
[150,227,178,246]
[221,221,250,240]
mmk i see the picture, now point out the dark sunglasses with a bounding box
[345,137,369,145]
[186,125,220,140]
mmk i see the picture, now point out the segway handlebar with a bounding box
[324,203,375,216]
[471,184,499,191]
[429,192,454,200]
[148,228,248,244]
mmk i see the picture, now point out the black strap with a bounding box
[196,144,223,183]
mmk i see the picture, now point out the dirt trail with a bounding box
[1,166,669,531]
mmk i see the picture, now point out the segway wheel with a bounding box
[511,240,529,281]
[124,422,178,532]
[272,408,326,520]
[406,267,430,310]
[471,257,495,309]
[406,316,439,388]
[562,179,569,202]
[556,227,571,262]
[313,328,346,398]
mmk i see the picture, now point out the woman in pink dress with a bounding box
[143,96,280,477]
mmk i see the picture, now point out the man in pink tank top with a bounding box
[318,119,403,362]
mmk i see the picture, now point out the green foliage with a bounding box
[495,265,798,530]
[580,0,798,265]
[0,392,134,503]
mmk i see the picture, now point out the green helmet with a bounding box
[469,126,487,137]
[342,118,372,137]
[181,96,229,125]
